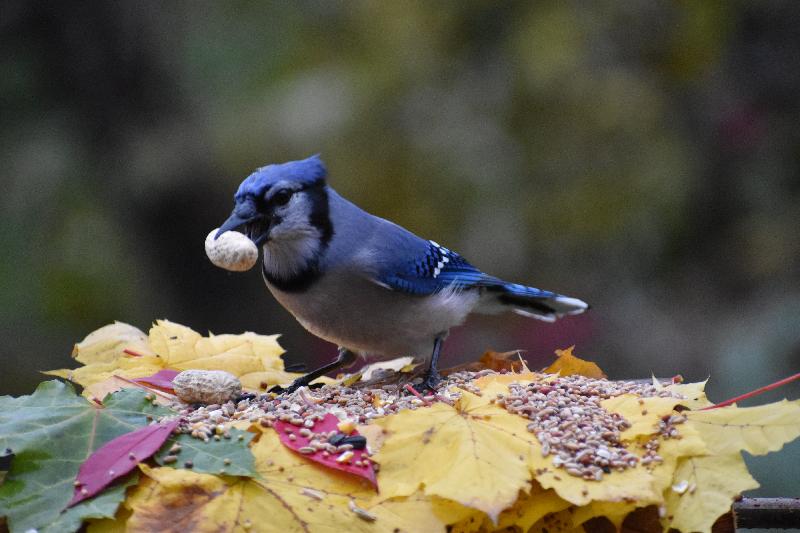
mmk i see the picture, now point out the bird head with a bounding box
[217,155,331,248]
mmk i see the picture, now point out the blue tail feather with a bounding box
[490,281,589,321]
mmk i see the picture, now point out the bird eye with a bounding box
[272,189,292,206]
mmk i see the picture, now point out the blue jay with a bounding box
[216,155,588,392]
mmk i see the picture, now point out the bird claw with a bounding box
[416,370,442,393]
[268,380,302,394]
[268,379,324,395]
[267,384,288,394]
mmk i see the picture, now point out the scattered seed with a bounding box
[672,480,689,494]
[301,487,325,501]
[337,419,356,434]
[336,451,354,464]
[348,499,376,522]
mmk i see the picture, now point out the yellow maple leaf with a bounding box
[45,319,295,394]
[72,321,155,363]
[531,451,660,508]
[571,500,638,531]
[357,424,387,454]
[125,465,306,533]
[85,506,131,533]
[373,392,535,522]
[601,394,686,439]
[82,375,175,405]
[238,369,308,391]
[148,320,284,375]
[472,371,541,390]
[251,424,477,531]
[43,322,159,388]
[451,483,571,532]
[665,379,712,409]
[542,346,606,379]
[45,359,164,390]
[685,399,800,455]
[648,422,708,493]
[529,508,585,533]
[120,427,476,533]
[470,371,541,400]
[662,453,758,533]
[365,492,480,533]
[360,356,417,381]
[196,332,285,370]
[146,319,201,365]
[443,350,529,375]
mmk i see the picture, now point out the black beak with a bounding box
[215,197,260,240]
[215,213,250,239]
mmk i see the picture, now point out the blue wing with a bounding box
[373,238,587,319]
[374,223,588,321]
[376,240,500,295]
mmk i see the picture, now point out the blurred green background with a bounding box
[1,1,798,496]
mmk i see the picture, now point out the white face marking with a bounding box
[262,192,323,281]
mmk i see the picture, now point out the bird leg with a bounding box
[270,347,357,394]
[417,337,444,392]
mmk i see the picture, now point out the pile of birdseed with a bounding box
[167,370,688,481]
[495,375,687,480]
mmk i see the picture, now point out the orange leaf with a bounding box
[441,350,527,375]
[542,346,606,379]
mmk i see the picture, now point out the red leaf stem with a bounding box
[403,384,431,406]
[132,369,179,392]
[113,375,176,400]
[701,372,800,410]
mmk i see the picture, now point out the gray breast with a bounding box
[265,269,479,359]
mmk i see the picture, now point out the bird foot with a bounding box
[268,379,323,395]
[416,370,442,393]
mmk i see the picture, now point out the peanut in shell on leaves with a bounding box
[173,369,243,405]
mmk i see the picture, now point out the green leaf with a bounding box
[41,473,139,533]
[0,380,171,533]
[154,428,256,477]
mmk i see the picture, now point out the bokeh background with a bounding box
[2,1,799,496]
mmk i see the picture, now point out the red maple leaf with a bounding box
[68,419,180,507]
[274,413,377,488]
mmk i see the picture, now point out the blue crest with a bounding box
[235,155,327,200]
